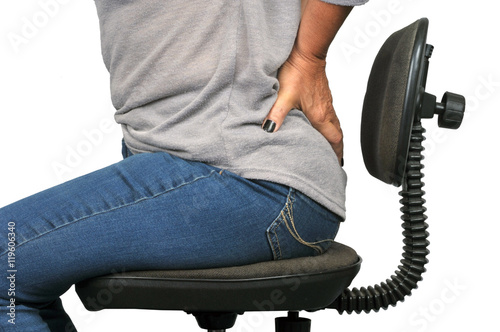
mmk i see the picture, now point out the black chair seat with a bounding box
[76,242,360,313]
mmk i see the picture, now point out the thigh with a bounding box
[0,152,289,304]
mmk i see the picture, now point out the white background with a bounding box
[1,0,499,331]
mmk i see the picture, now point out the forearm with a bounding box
[296,0,353,61]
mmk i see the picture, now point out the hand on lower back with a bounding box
[262,48,343,165]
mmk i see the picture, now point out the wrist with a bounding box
[294,39,329,63]
[287,44,327,74]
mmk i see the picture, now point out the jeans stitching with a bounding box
[269,217,283,260]
[0,170,221,257]
[266,188,296,260]
[266,188,340,259]
[266,189,294,260]
[283,196,337,251]
[280,192,323,255]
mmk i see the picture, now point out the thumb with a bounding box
[262,93,295,133]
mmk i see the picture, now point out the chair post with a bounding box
[275,311,311,332]
[191,312,239,332]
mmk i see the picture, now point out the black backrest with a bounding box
[361,18,429,186]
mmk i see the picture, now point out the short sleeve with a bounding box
[320,0,369,5]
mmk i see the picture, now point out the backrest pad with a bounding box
[360,18,428,186]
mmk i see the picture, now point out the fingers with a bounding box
[262,96,344,165]
[308,107,344,164]
[262,92,295,133]
[317,121,344,164]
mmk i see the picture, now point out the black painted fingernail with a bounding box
[263,119,276,133]
[341,158,344,167]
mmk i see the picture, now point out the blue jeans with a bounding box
[0,145,340,331]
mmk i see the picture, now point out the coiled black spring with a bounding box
[329,121,429,314]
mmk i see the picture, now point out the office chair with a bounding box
[75,18,465,331]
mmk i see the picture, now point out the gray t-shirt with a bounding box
[93,0,368,219]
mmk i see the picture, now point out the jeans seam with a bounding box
[0,170,221,257]
[269,217,284,260]
[267,188,295,260]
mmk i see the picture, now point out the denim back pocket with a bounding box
[266,188,340,261]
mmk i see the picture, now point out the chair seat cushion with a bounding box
[75,242,360,313]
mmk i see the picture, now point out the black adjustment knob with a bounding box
[436,91,466,129]
[419,91,465,129]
